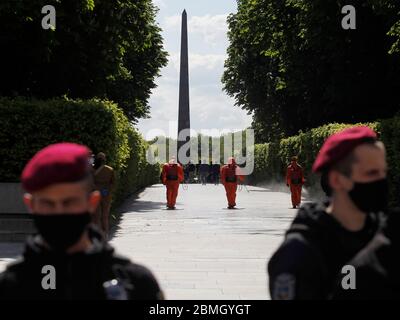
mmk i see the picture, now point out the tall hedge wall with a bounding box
[251,119,400,207]
[0,97,160,209]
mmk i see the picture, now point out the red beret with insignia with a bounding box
[21,143,91,192]
[312,126,377,173]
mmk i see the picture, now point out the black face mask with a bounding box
[32,213,92,252]
[348,178,389,214]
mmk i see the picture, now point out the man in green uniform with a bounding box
[93,152,115,238]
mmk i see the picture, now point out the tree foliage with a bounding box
[223,0,400,142]
[0,97,160,208]
[0,0,168,122]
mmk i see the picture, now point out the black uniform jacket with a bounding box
[332,209,400,299]
[268,202,382,300]
[0,225,163,300]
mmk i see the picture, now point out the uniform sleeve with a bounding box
[0,271,10,299]
[124,264,164,300]
[0,267,22,300]
[268,235,325,300]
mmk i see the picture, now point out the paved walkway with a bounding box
[0,183,307,299]
[109,183,303,300]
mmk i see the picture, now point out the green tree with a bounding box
[0,0,168,122]
[223,0,400,143]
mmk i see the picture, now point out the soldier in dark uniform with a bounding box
[213,162,221,185]
[0,143,163,300]
[331,208,400,299]
[209,161,214,183]
[198,161,209,185]
[268,126,387,299]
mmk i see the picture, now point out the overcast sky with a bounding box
[137,0,253,140]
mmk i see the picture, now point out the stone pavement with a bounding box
[109,183,304,300]
[0,183,307,299]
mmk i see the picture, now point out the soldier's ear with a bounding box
[89,190,101,213]
[23,193,33,212]
[329,170,352,192]
[328,171,341,191]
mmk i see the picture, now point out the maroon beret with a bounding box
[21,143,91,192]
[312,126,377,173]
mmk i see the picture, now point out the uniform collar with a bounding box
[23,224,114,261]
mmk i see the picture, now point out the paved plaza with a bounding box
[110,183,303,299]
[0,183,308,299]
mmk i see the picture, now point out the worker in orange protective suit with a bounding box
[220,157,245,209]
[161,157,184,209]
[286,156,305,209]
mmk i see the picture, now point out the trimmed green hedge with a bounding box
[0,97,160,209]
[251,119,400,207]
[376,117,400,208]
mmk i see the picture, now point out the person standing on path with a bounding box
[161,157,184,209]
[198,160,209,185]
[220,157,245,209]
[93,152,115,238]
[213,162,221,185]
[286,156,305,209]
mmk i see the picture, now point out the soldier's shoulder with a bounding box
[268,233,323,300]
[290,203,331,237]
[268,234,322,279]
[112,254,154,278]
[123,261,158,280]
[104,165,114,171]
[298,201,323,212]
[269,203,328,268]
[1,256,26,273]
[110,253,162,299]
[0,257,26,287]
